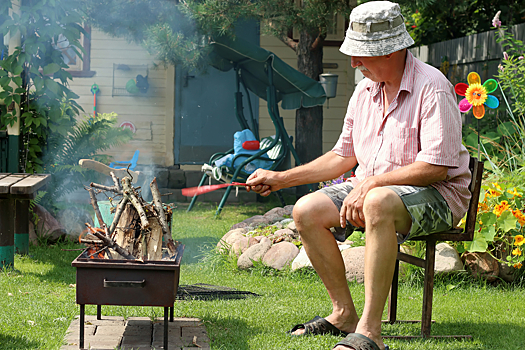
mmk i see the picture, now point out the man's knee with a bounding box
[293,192,338,230]
[363,187,411,232]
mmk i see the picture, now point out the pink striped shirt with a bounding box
[332,51,471,225]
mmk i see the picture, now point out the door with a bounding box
[174,22,259,165]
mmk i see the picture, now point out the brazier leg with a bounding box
[164,306,169,350]
[79,304,85,349]
[97,305,101,320]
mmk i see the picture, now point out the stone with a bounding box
[241,215,272,227]
[287,221,297,232]
[435,243,464,274]
[498,262,516,283]
[280,218,294,226]
[463,252,500,282]
[237,237,272,269]
[342,246,366,283]
[154,168,169,188]
[31,204,67,243]
[292,245,352,271]
[262,241,299,270]
[264,207,288,218]
[231,236,251,256]
[217,228,247,252]
[230,222,249,230]
[283,205,294,216]
[264,214,286,224]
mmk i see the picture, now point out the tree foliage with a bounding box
[397,0,525,46]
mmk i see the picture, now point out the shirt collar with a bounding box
[367,50,415,97]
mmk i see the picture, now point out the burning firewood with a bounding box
[83,174,176,261]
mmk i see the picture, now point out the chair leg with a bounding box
[215,184,234,216]
[387,250,400,324]
[187,174,209,212]
[421,239,437,338]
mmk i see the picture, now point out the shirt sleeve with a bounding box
[415,86,462,167]
[332,90,358,157]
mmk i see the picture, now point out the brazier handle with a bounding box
[103,279,146,288]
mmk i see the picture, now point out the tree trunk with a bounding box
[295,29,324,197]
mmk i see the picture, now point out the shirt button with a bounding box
[379,131,383,135]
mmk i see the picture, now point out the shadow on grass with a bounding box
[203,315,260,350]
[0,333,40,349]
[21,242,81,284]
[383,320,525,349]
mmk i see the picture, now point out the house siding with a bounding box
[68,28,174,167]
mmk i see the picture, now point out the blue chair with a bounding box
[109,150,140,171]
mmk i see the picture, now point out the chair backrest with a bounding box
[463,156,484,240]
[260,137,282,160]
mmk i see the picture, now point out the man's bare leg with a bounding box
[334,187,411,350]
[292,192,360,335]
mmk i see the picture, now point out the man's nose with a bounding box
[351,56,361,68]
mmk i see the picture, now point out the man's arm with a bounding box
[246,151,357,197]
[341,160,448,228]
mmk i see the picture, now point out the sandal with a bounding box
[287,316,349,337]
[333,333,389,350]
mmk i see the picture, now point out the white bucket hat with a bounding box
[339,1,414,57]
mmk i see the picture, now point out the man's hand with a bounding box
[340,177,378,228]
[246,169,283,197]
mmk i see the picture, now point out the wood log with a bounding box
[90,182,122,194]
[122,177,149,230]
[113,202,141,259]
[150,178,176,254]
[110,171,122,191]
[109,197,129,236]
[145,216,163,260]
[87,187,106,229]
[85,223,136,260]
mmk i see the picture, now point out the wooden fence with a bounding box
[410,23,525,85]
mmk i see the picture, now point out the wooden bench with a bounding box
[0,173,50,268]
[383,156,484,339]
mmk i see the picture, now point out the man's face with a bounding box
[351,55,388,82]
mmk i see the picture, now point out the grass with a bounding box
[1,200,525,349]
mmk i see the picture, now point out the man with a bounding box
[246,1,472,350]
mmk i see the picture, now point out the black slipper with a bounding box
[287,316,349,337]
[333,333,389,350]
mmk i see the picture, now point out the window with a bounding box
[53,25,96,77]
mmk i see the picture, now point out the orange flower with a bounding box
[486,189,501,198]
[514,235,525,246]
[492,182,502,191]
[514,262,523,269]
[507,187,522,198]
[493,200,510,217]
[512,210,525,226]
[512,247,522,256]
[465,83,488,106]
[478,201,489,213]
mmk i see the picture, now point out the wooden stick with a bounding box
[85,223,136,260]
[108,197,129,236]
[90,182,122,194]
[80,239,104,245]
[122,177,149,230]
[110,171,122,191]
[87,187,106,230]
[150,178,176,254]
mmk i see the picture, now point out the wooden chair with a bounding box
[384,156,484,339]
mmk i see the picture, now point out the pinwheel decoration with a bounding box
[455,72,499,119]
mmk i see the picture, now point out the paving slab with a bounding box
[62,315,209,350]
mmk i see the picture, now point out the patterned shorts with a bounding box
[317,182,453,243]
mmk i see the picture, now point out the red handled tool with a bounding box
[181,182,247,197]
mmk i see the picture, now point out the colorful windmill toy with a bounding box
[454,72,499,119]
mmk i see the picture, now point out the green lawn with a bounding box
[1,201,524,350]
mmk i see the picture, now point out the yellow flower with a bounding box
[465,83,488,106]
[512,247,522,256]
[514,235,525,246]
[478,201,489,213]
[486,189,501,198]
[514,262,523,269]
[507,187,522,198]
[492,182,502,191]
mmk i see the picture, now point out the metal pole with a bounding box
[0,198,15,268]
[14,200,29,255]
